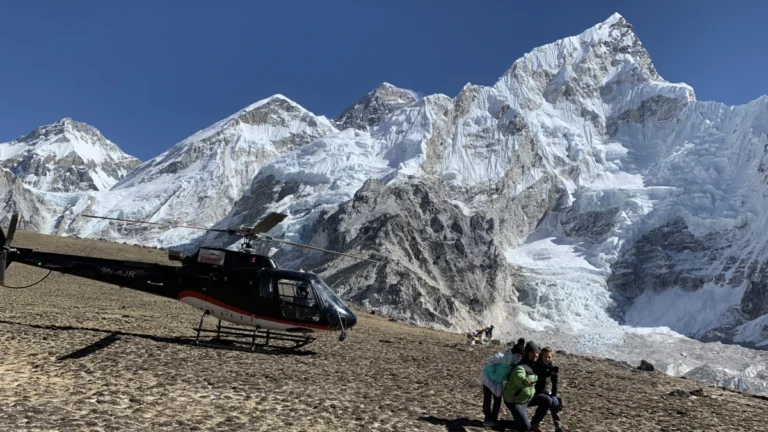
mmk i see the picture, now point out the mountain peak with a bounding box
[228,94,329,130]
[496,11,664,102]
[333,82,418,131]
[44,117,106,141]
[0,119,140,192]
[241,94,299,112]
[603,12,625,25]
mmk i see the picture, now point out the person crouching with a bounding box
[479,338,525,427]
[503,341,553,432]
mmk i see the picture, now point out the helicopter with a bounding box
[0,212,382,352]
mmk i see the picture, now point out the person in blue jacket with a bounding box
[479,338,525,427]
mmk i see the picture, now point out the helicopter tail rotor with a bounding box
[0,214,19,284]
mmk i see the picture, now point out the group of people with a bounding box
[468,325,495,344]
[479,338,564,432]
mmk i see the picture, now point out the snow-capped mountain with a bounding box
[209,12,700,336]
[185,12,768,393]
[69,95,338,245]
[0,118,140,192]
[3,12,768,395]
[333,83,418,131]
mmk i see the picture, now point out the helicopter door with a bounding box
[276,279,320,322]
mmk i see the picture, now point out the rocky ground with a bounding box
[1,231,767,431]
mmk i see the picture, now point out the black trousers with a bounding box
[550,396,564,430]
[482,385,501,421]
[505,393,553,431]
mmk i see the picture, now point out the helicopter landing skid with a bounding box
[192,311,315,353]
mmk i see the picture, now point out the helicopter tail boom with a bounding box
[4,246,181,299]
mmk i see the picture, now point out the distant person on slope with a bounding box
[533,346,564,432]
[503,341,553,432]
[479,338,526,427]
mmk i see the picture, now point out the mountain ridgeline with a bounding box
[3,13,768,393]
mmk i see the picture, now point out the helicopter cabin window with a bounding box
[277,279,319,322]
[259,277,273,298]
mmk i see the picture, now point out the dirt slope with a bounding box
[0,231,766,431]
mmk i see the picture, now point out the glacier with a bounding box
[2,12,768,395]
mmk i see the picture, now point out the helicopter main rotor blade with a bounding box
[256,235,382,263]
[81,214,232,234]
[249,212,288,235]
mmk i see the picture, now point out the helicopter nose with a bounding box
[345,311,357,328]
[329,307,357,330]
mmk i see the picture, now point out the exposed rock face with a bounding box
[310,179,510,327]
[0,170,60,230]
[743,276,768,321]
[333,83,417,131]
[608,217,716,298]
[297,174,559,329]
[607,95,687,137]
[0,118,140,192]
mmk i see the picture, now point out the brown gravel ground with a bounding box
[0,231,767,431]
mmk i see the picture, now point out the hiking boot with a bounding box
[482,420,498,427]
[530,425,543,432]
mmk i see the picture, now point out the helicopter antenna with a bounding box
[80,213,383,263]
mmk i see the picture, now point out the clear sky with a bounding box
[2,0,766,161]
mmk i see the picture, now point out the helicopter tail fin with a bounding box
[0,214,19,284]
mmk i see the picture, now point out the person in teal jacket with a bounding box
[479,338,525,426]
[503,341,553,432]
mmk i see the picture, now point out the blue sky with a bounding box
[2,0,766,161]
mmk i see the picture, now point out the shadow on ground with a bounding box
[0,319,317,357]
[418,416,487,431]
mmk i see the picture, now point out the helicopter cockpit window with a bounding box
[277,279,319,322]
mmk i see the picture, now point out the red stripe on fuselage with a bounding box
[176,290,332,331]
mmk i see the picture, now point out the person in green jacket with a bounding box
[503,341,553,432]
